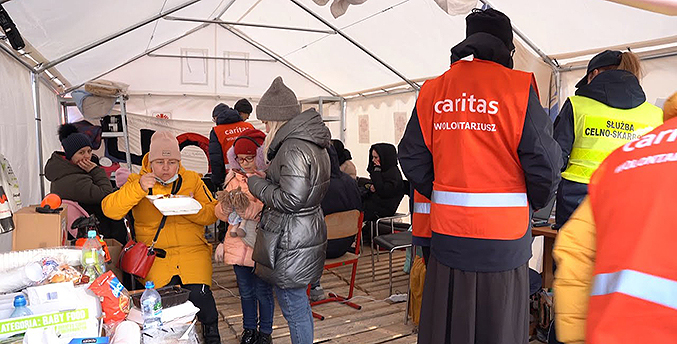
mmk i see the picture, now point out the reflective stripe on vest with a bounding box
[586,120,677,342]
[412,191,431,240]
[432,190,528,208]
[591,269,677,311]
[562,96,663,184]
[413,202,430,214]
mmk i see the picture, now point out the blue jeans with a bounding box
[275,286,314,344]
[232,265,275,335]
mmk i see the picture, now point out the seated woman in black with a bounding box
[362,143,405,240]
[44,124,127,244]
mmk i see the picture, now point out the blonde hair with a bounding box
[664,92,677,122]
[262,121,288,162]
[597,51,643,79]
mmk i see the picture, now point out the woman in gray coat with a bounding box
[248,77,331,344]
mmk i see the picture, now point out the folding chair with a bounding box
[369,213,410,283]
[372,228,412,296]
[310,210,364,320]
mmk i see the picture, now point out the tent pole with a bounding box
[38,0,202,72]
[290,0,419,91]
[62,24,210,95]
[340,97,347,143]
[477,0,559,71]
[31,72,46,199]
[559,49,677,72]
[0,41,34,72]
[219,24,340,97]
[119,97,133,170]
[555,70,562,113]
[147,53,276,62]
[164,17,337,34]
[61,0,236,95]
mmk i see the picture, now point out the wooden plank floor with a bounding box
[211,247,417,344]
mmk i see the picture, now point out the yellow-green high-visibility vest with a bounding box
[561,95,663,184]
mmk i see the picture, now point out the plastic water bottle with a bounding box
[141,281,163,330]
[10,295,33,318]
[81,230,106,281]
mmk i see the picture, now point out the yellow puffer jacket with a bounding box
[553,196,597,344]
[102,155,217,287]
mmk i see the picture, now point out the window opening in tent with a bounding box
[223,51,249,87]
[180,48,208,85]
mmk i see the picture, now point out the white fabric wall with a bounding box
[0,52,61,207]
[343,93,417,214]
[102,24,333,103]
[0,51,61,252]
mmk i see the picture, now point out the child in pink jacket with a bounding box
[214,129,274,344]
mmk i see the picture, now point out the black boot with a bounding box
[202,322,222,344]
[240,328,258,344]
[257,332,273,344]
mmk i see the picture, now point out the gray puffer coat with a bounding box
[248,109,331,289]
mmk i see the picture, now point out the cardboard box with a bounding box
[104,239,123,279]
[12,205,68,251]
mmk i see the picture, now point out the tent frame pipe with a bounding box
[289,0,420,91]
[61,0,237,95]
[164,16,337,34]
[558,49,677,72]
[38,0,202,72]
[118,97,133,170]
[31,72,46,199]
[219,24,340,97]
[340,97,347,143]
[147,53,276,62]
[61,23,211,95]
[477,0,562,110]
[0,40,34,71]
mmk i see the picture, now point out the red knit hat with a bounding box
[234,129,266,155]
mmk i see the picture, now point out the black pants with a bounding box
[166,275,219,326]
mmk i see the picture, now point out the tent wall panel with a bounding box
[101,25,333,102]
[0,51,60,207]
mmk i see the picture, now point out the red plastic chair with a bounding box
[310,210,364,320]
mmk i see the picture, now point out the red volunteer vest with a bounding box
[586,118,677,344]
[412,190,431,240]
[214,122,255,165]
[416,58,535,240]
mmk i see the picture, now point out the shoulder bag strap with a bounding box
[148,175,183,249]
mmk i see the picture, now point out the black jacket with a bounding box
[248,109,331,289]
[209,105,245,187]
[364,143,405,220]
[398,33,561,272]
[44,152,127,243]
[321,146,362,216]
[553,69,647,227]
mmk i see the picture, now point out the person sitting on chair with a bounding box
[45,124,127,244]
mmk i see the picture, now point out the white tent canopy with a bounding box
[1,0,677,207]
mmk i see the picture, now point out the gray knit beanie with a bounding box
[256,76,301,121]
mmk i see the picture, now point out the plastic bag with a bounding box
[88,271,131,327]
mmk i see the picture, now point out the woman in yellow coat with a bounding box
[553,94,677,344]
[102,131,220,344]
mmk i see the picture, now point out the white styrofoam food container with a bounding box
[146,195,202,216]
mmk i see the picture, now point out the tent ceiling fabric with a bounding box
[4,0,677,97]
[490,0,677,56]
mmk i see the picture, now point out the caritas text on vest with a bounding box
[434,93,499,115]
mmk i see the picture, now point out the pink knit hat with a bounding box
[148,131,181,162]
